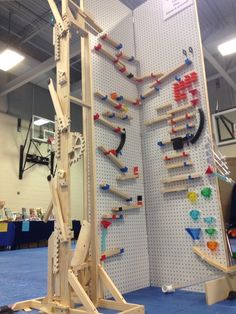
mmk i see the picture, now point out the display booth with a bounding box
[1,0,236,313]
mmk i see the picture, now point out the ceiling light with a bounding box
[34,118,50,126]
[218,38,236,56]
[0,48,24,71]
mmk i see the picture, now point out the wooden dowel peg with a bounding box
[116,173,139,181]
[168,112,196,125]
[161,172,201,184]
[100,33,123,50]
[166,161,193,169]
[98,146,128,173]
[112,204,142,211]
[102,111,133,121]
[156,103,172,112]
[94,113,125,134]
[161,186,188,194]
[163,151,189,161]
[100,183,132,201]
[100,248,124,261]
[170,123,195,134]
[144,114,172,126]
[149,60,192,88]
[94,91,126,111]
[167,103,194,115]
[94,44,116,62]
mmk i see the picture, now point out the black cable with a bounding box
[190,108,205,144]
[115,128,126,156]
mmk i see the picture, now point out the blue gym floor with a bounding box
[1,247,236,313]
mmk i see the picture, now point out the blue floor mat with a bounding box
[1,247,236,313]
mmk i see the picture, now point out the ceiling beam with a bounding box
[203,47,236,91]
[0,43,81,96]
[207,65,236,83]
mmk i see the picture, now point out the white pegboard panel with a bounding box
[134,0,228,291]
[84,0,150,294]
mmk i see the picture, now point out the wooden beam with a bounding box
[161,172,201,184]
[71,220,91,267]
[98,146,127,172]
[161,186,188,193]
[144,113,172,126]
[193,246,236,273]
[100,183,132,201]
[167,103,194,115]
[98,264,126,303]
[111,204,142,211]
[68,270,99,313]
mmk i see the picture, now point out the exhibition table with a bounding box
[0,220,81,249]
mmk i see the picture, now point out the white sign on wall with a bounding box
[162,0,194,20]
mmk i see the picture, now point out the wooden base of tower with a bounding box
[193,246,236,305]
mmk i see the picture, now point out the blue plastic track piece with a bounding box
[188,175,193,180]
[101,184,110,190]
[108,113,115,118]
[175,75,181,81]
[140,95,146,100]
[116,95,123,101]
[154,86,160,91]
[120,248,125,253]
[185,58,192,65]
[116,43,123,50]
[184,161,190,167]
[120,166,128,173]
[128,56,135,62]
[122,115,129,120]
[101,95,108,101]
[157,141,164,147]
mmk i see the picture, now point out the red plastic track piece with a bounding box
[171,128,177,134]
[100,255,106,261]
[116,51,123,58]
[205,165,214,175]
[133,166,139,176]
[164,156,171,161]
[135,78,144,83]
[113,58,119,64]
[186,113,191,119]
[189,88,198,96]
[191,98,199,106]
[190,71,198,82]
[94,43,102,51]
[183,152,188,157]
[104,149,116,156]
[114,127,122,133]
[114,104,123,110]
[94,113,100,120]
[170,119,175,125]
[119,66,126,73]
[101,33,108,40]
[133,99,141,106]
[101,220,112,229]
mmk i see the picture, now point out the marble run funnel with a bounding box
[185,228,201,241]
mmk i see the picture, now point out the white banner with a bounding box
[162,0,194,20]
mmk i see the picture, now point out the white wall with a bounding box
[0,112,83,220]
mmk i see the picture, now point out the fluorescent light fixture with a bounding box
[0,48,24,71]
[34,118,50,126]
[218,38,236,56]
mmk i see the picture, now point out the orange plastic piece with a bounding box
[207,241,219,251]
[110,92,118,100]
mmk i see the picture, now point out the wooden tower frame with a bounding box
[12,1,145,313]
